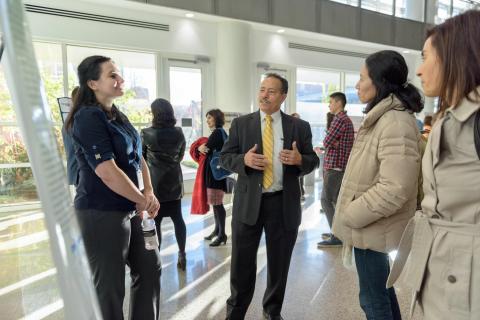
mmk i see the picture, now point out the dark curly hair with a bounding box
[206,108,225,127]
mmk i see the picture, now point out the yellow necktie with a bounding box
[262,114,274,189]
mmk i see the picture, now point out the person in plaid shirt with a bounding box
[318,92,354,248]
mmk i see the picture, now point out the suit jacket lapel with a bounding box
[250,111,262,153]
[281,112,293,150]
[281,112,294,174]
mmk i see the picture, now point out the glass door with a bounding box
[166,62,203,176]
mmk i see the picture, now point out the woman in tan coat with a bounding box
[332,50,423,319]
[388,10,480,320]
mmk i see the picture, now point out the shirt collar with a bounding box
[335,110,346,118]
[260,109,282,123]
[446,87,480,123]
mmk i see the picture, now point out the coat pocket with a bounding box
[445,249,472,313]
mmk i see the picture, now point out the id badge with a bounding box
[137,169,144,191]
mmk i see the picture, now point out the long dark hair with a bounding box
[426,10,480,113]
[64,55,111,130]
[364,50,423,114]
[151,98,176,128]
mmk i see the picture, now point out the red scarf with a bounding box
[189,137,209,214]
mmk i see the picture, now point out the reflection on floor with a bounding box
[0,182,420,320]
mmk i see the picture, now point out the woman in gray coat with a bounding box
[388,10,480,320]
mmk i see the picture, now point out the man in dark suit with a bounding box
[220,73,319,320]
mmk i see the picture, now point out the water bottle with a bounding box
[141,212,159,250]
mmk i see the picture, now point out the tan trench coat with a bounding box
[388,91,480,320]
[332,94,421,253]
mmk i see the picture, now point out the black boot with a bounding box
[205,210,220,240]
[214,204,226,236]
[204,231,217,240]
[177,251,186,271]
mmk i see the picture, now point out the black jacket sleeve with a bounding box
[220,119,249,176]
[297,121,320,176]
[177,128,186,162]
[206,128,225,154]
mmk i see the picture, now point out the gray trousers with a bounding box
[76,209,161,320]
[320,170,344,231]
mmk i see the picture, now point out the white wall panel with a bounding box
[252,30,365,73]
[25,0,217,56]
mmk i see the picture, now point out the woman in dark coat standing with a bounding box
[197,109,228,247]
[141,98,187,270]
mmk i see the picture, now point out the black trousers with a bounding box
[155,199,186,253]
[226,192,298,320]
[76,209,162,320]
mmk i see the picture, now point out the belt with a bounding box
[387,211,480,316]
[262,190,283,198]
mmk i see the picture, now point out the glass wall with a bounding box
[295,68,367,148]
[0,40,217,208]
[169,66,202,174]
[361,0,394,15]
[34,43,65,123]
[329,0,359,6]
[295,68,341,148]
[344,72,365,117]
[66,46,156,126]
[0,43,159,206]
[329,0,425,21]
[0,66,15,122]
[428,0,478,24]
[435,0,452,23]
[452,0,477,17]
[395,0,425,21]
[0,42,65,205]
[329,0,479,23]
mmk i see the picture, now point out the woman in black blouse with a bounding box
[198,109,228,247]
[141,98,187,270]
[66,55,161,320]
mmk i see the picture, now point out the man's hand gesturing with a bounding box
[244,144,268,170]
[279,141,302,166]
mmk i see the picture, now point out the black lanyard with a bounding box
[110,106,141,168]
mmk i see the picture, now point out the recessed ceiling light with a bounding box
[185,13,195,18]
[277,29,285,33]
[403,50,410,53]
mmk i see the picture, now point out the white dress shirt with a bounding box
[260,110,283,192]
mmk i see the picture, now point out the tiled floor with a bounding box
[1,182,420,319]
[146,183,418,320]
